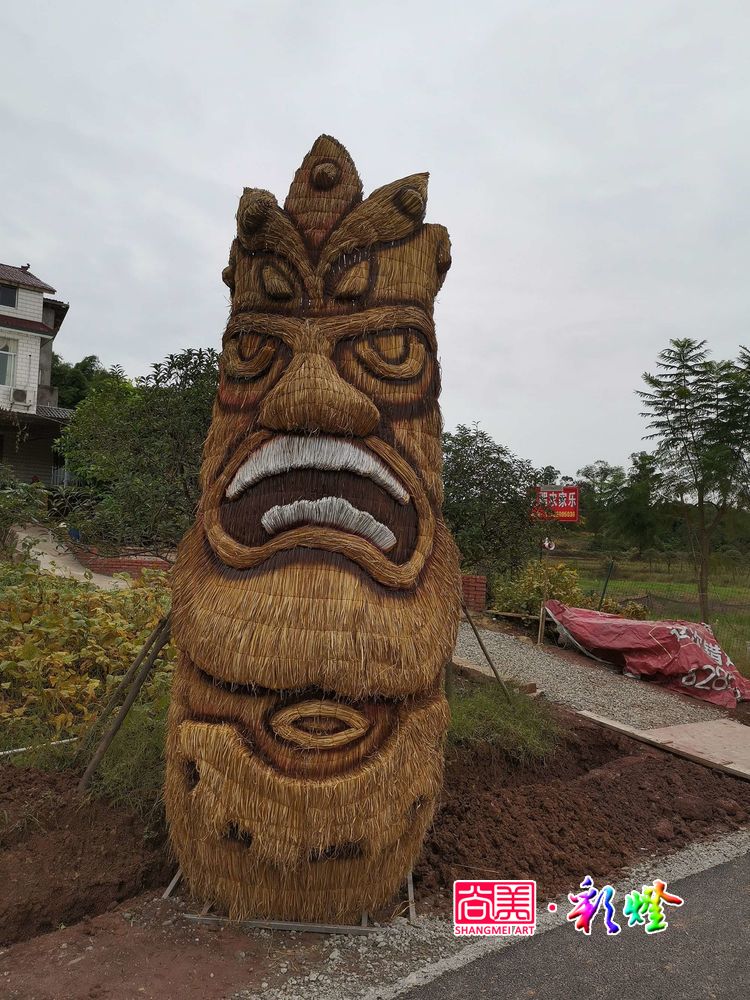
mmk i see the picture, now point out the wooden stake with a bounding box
[537,601,547,645]
[78,614,172,792]
[74,615,169,763]
[461,600,512,703]
[162,868,183,900]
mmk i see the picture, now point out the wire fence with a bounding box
[554,548,750,672]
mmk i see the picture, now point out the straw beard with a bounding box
[164,136,461,922]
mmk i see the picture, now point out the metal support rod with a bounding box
[461,600,513,703]
[598,559,615,611]
[407,870,418,926]
[78,614,172,792]
[537,601,547,645]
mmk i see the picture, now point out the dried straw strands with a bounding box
[165,136,461,922]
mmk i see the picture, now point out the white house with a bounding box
[0,262,72,483]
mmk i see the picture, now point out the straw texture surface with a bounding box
[166,136,461,922]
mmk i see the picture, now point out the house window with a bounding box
[0,337,17,386]
[0,285,18,308]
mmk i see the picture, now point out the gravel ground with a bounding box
[231,827,750,1000]
[454,621,724,729]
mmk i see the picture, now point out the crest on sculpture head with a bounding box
[221,135,451,317]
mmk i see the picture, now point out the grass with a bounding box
[448,679,560,764]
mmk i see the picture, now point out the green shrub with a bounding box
[493,559,648,619]
[87,677,170,831]
[0,464,47,549]
[492,561,584,615]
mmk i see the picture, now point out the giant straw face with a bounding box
[165,136,461,922]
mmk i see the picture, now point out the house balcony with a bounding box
[37,384,60,407]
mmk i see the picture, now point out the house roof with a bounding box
[0,405,74,426]
[0,315,57,336]
[37,405,75,421]
[0,263,56,294]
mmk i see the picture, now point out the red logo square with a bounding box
[453,880,537,936]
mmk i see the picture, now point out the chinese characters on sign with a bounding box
[669,625,744,700]
[453,880,537,936]
[534,485,580,523]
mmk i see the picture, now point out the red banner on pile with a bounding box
[545,601,750,708]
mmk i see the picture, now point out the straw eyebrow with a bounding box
[223,306,436,352]
[225,435,410,504]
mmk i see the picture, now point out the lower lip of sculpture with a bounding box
[260,496,396,551]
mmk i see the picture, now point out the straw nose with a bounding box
[258,353,379,436]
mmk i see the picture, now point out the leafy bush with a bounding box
[492,559,648,619]
[0,560,173,743]
[59,349,218,556]
[0,464,48,549]
[442,424,539,575]
[598,597,649,619]
[492,561,584,615]
[448,682,559,764]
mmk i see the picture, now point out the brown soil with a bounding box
[416,707,750,910]
[0,768,171,946]
[1,710,749,999]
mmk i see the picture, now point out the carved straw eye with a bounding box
[223,331,278,379]
[356,328,426,380]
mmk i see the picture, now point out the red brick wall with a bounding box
[72,544,171,578]
[462,574,487,612]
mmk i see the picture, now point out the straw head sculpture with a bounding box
[165,135,461,922]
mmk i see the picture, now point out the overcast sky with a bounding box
[2,1,748,476]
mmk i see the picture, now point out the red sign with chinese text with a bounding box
[534,485,579,523]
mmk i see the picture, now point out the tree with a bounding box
[639,338,750,621]
[610,451,664,555]
[59,349,219,556]
[442,424,538,575]
[51,354,110,408]
[576,460,626,534]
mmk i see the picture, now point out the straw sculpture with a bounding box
[165,135,462,922]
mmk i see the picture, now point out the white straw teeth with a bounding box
[225,436,409,504]
[261,497,397,551]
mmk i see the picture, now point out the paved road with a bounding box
[401,854,749,1000]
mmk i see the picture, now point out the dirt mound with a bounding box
[416,710,750,910]
[0,767,170,945]
[3,710,749,949]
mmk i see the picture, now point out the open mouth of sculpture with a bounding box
[218,435,419,564]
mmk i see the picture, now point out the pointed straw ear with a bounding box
[317,173,429,275]
[433,225,452,290]
[284,135,363,254]
[234,188,317,292]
